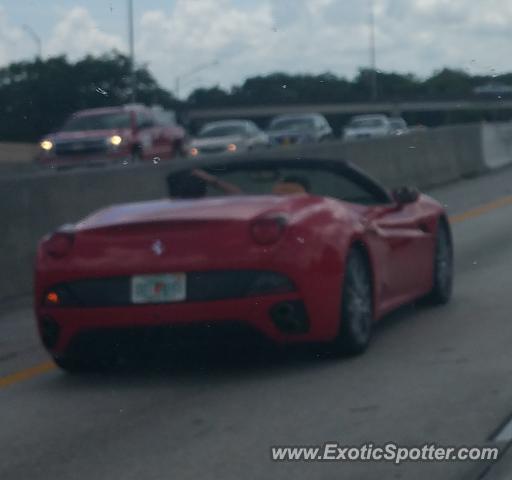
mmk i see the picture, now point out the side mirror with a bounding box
[391,186,419,205]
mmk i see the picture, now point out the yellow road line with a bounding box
[3,192,512,390]
[0,361,55,389]
[449,195,512,224]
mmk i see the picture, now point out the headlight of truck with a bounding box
[40,140,53,151]
[108,135,123,146]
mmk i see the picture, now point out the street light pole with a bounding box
[369,0,378,100]
[22,24,42,60]
[128,0,136,102]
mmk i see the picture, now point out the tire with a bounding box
[331,248,373,356]
[130,147,143,163]
[426,218,453,304]
[173,140,186,159]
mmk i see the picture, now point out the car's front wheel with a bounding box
[331,248,373,356]
[427,218,453,304]
[130,146,143,163]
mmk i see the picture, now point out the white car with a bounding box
[343,114,393,141]
[188,120,269,157]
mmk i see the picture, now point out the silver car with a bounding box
[189,120,269,157]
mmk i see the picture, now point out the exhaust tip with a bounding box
[270,300,309,334]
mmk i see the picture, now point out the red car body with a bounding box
[34,157,450,365]
[36,105,186,167]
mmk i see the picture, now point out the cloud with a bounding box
[46,6,123,59]
[0,7,31,64]
[374,0,512,75]
[3,1,512,94]
[138,0,274,96]
[139,0,512,96]
[137,0,383,96]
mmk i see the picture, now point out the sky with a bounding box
[1,0,511,97]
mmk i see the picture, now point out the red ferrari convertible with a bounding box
[34,156,453,372]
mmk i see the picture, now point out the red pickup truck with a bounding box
[36,104,186,167]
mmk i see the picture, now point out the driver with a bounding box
[168,169,311,198]
[191,169,242,195]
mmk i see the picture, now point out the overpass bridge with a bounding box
[184,99,512,121]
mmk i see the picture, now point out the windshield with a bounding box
[61,113,131,132]
[198,125,246,138]
[268,118,315,131]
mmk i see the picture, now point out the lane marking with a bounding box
[449,195,512,224]
[493,417,512,443]
[3,192,512,390]
[0,361,55,390]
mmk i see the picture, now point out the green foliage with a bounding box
[0,51,509,141]
[0,52,179,141]
[423,68,474,98]
[185,67,508,132]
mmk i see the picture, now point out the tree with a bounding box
[0,52,180,142]
[423,68,473,98]
[228,73,352,105]
[1,50,509,142]
[187,87,231,107]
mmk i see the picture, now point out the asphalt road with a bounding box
[2,168,512,480]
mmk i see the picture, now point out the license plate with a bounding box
[131,273,186,304]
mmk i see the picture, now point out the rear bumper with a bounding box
[37,293,322,356]
[270,136,311,146]
[343,132,387,141]
[35,227,347,357]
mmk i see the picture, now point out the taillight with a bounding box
[45,291,60,305]
[250,215,287,245]
[45,232,74,258]
[42,286,71,307]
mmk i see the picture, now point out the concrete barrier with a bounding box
[0,142,37,164]
[0,122,505,301]
[1,164,172,301]
[481,122,512,170]
[294,123,486,189]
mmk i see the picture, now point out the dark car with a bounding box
[267,113,333,146]
[36,104,186,167]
